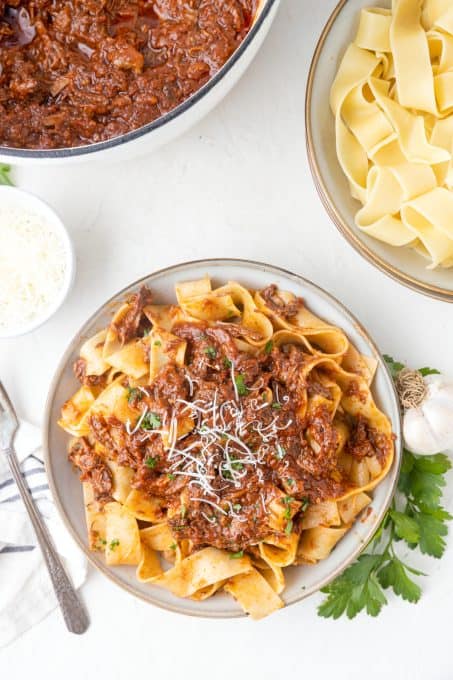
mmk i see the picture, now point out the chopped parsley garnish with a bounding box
[233,503,242,512]
[141,411,161,430]
[272,402,282,410]
[180,505,187,519]
[0,164,13,186]
[154,340,162,346]
[167,473,176,481]
[223,357,232,369]
[234,374,249,397]
[301,498,310,512]
[143,328,150,337]
[229,550,244,559]
[285,520,293,535]
[109,539,120,550]
[169,543,177,551]
[287,478,295,487]
[231,459,244,471]
[145,456,158,469]
[204,346,217,359]
[127,387,142,404]
[264,340,273,354]
[282,496,294,519]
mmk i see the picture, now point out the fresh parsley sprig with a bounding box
[0,164,13,186]
[318,357,452,620]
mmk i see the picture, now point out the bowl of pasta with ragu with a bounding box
[44,259,401,619]
[306,0,453,302]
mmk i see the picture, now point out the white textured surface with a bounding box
[1,1,453,678]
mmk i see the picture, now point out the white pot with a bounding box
[0,0,280,165]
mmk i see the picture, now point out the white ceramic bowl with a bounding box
[44,258,402,618]
[0,0,279,166]
[0,186,75,339]
[306,0,453,302]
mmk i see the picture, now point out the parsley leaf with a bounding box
[234,374,249,397]
[229,550,244,559]
[264,340,273,354]
[0,164,13,186]
[109,539,120,551]
[383,354,405,378]
[418,367,441,377]
[416,513,449,558]
[141,411,161,430]
[389,510,420,544]
[204,346,217,359]
[377,559,421,603]
[127,387,142,404]
[271,402,282,410]
[223,357,232,369]
[319,555,386,619]
[145,456,158,469]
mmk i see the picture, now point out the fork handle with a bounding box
[6,448,89,634]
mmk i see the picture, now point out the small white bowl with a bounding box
[0,186,75,338]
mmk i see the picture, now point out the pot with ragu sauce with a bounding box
[0,0,280,164]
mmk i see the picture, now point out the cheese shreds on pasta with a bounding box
[0,206,68,332]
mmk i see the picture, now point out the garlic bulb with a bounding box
[398,372,453,455]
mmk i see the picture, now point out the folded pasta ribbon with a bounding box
[330,0,453,268]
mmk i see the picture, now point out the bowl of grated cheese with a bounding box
[0,186,75,338]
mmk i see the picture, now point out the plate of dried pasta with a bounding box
[306,0,453,301]
[44,259,401,619]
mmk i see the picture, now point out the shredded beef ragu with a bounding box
[69,285,391,553]
[0,0,258,149]
[69,437,113,503]
[261,284,305,319]
[73,358,107,388]
[114,286,153,344]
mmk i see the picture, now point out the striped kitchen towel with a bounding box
[0,421,86,649]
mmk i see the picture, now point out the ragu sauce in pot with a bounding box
[0,0,259,150]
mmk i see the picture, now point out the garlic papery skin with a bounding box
[403,375,453,455]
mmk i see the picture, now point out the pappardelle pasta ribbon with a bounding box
[330,0,453,268]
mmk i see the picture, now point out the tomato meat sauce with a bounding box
[0,0,258,149]
[68,288,390,553]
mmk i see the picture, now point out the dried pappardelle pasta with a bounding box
[59,277,394,619]
[330,0,453,268]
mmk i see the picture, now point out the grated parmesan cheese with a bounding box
[0,205,68,334]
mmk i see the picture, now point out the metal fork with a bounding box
[0,381,89,634]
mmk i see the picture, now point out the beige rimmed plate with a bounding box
[306,0,453,302]
[44,259,401,618]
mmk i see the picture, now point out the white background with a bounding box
[2,1,453,678]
